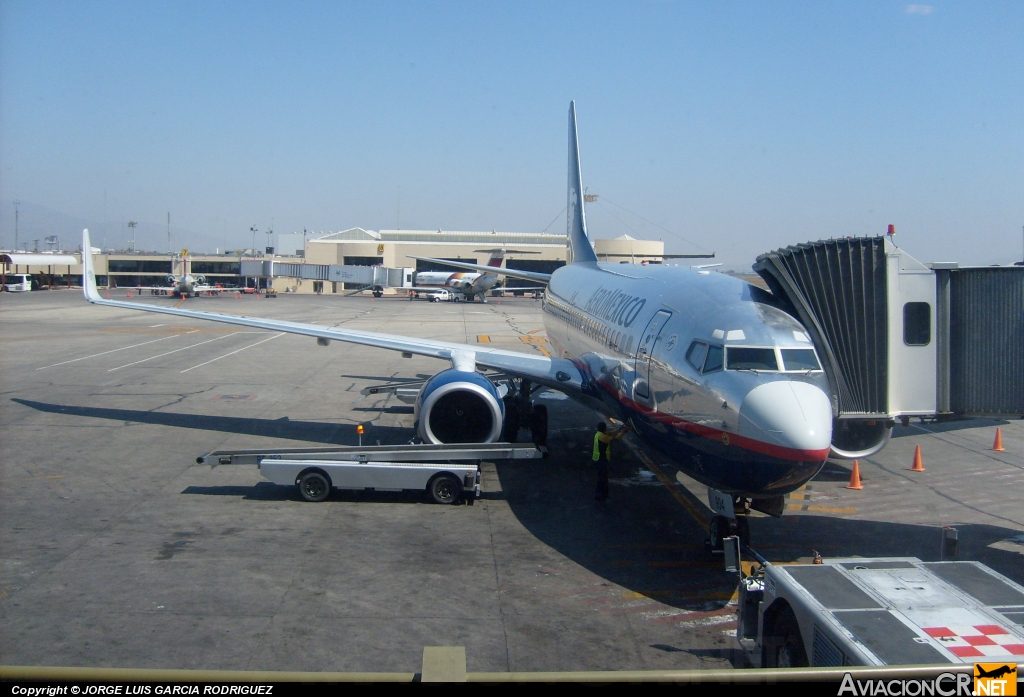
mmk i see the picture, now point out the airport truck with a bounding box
[737,556,1024,668]
[198,442,542,503]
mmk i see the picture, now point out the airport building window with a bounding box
[903,302,931,346]
[702,345,724,373]
[685,341,708,370]
[726,347,779,371]
[191,261,240,274]
[781,348,821,371]
[345,256,384,267]
[108,259,173,273]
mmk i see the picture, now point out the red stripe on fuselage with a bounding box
[595,377,829,463]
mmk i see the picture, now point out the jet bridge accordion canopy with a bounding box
[754,238,889,417]
[755,238,1024,418]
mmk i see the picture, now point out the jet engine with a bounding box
[415,369,504,444]
[166,275,177,286]
[829,418,892,459]
[194,275,207,285]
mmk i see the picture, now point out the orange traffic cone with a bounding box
[991,428,1005,452]
[910,444,925,472]
[846,460,863,490]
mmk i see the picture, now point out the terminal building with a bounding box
[0,230,665,294]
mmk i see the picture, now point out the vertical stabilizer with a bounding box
[82,229,101,302]
[567,102,599,264]
[486,249,505,268]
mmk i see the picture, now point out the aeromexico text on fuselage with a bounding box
[583,286,646,328]
[543,270,829,497]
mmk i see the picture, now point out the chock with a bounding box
[846,459,863,490]
[991,427,1005,452]
[910,444,925,472]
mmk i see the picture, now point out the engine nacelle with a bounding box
[415,369,504,444]
[830,418,892,459]
[166,275,177,286]
[194,274,207,285]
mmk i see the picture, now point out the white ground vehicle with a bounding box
[198,442,542,503]
[422,289,452,302]
[738,555,1024,667]
[3,274,32,292]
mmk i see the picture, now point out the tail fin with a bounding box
[82,229,101,302]
[567,102,598,264]
[486,249,505,268]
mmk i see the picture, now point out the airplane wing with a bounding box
[408,256,552,284]
[81,230,581,392]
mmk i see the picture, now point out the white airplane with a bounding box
[406,248,544,302]
[134,272,218,298]
[81,102,889,544]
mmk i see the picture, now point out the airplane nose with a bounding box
[738,381,832,457]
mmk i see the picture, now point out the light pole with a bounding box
[127,220,138,252]
[13,200,19,252]
[250,225,257,256]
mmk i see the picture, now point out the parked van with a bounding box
[3,274,32,292]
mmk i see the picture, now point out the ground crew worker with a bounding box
[592,421,630,501]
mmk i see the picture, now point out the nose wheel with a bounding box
[707,514,750,552]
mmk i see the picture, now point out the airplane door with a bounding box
[634,310,671,400]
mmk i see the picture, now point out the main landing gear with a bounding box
[501,378,548,453]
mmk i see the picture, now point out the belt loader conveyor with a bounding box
[197,442,544,504]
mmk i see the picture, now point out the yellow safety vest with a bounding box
[593,431,614,461]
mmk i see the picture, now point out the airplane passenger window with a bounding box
[904,302,931,346]
[781,348,820,371]
[726,347,778,371]
[685,341,708,370]
[702,345,724,373]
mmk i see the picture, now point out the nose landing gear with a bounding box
[706,489,751,553]
[708,513,751,552]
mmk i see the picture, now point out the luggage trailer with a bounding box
[197,442,543,504]
[738,555,1024,668]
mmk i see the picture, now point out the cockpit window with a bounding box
[685,341,708,370]
[726,347,778,371]
[702,345,724,373]
[781,348,821,371]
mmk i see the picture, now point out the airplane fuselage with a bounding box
[414,271,498,298]
[543,262,833,499]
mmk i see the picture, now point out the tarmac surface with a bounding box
[1,289,1022,672]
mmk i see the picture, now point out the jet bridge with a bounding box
[754,237,1024,421]
[241,260,415,290]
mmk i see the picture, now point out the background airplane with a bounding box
[136,271,218,298]
[80,102,888,546]
[406,248,542,302]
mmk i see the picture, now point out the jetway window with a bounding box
[702,345,724,373]
[686,341,708,370]
[781,348,821,371]
[903,302,931,346]
[726,347,779,371]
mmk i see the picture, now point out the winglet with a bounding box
[82,229,101,302]
[567,102,598,264]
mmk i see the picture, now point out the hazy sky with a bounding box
[1,1,1021,267]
